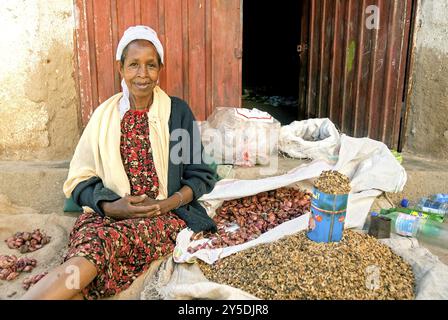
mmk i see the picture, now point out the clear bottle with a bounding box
[380,209,448,249]
[401,197,447,221]
[431,194,448,203]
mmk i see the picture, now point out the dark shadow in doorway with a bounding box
[242,1,303,124]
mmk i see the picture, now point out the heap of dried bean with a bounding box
[314,170,351,194]
[188,187,312,253]
[0,255,37,281]
[199,230,415,300]
[5,229,51,253]
[22,272,48,290]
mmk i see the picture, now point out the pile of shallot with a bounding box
[22,272,48,290]
[0,255,37,281]
[188,187,311,253]
[5,229,51,253]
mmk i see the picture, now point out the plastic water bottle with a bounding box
[383,206,444,223]
[431,194,448,203]
[401,197,447,221]
[380,209,448,249]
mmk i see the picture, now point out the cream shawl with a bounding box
[63,86,171,200]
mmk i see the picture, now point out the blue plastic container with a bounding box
[307,187,349,243]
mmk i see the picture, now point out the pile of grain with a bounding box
[199,230,415,300]
[314,170,351,194]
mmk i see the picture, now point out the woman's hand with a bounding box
[100,194,162,220]
[135,187,194,215]
[135,196,170,214]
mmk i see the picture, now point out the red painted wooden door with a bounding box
[74,0,242,126]
[299,0,415,149]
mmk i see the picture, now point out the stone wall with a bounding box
[0,0,80,160]
[404,0,448,160]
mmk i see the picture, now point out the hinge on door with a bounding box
[297,44,308,53]
[234,48,243,59]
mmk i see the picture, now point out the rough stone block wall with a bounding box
[0,0,80,160]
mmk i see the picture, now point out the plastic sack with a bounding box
[199,107,281,167]
[279,118,340,163]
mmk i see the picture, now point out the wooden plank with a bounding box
[74,0,94,126]
[188,0,207,120]
[397,0,416,150]
[366,0,389,140]
[205,0,213,118]
[157,0,167,90]
[329,0,344,127]
[110,0,120,92]
[93,0,115,104]
[211,0,242,109]
[85,0,99,121]
[182,0,189,104]
[306,0,322,119]
[381,0,401,146]
[341,0,361,136]
[298,0,310,120]
[317,0,332,119]
[134,0,141,24]
[164,0,184,98]
[140,0,159,29]
[354,0,373,137]
[117,0,136,39]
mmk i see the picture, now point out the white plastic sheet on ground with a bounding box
[173,134,407,265]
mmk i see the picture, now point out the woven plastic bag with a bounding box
[279,118,340,163]
[200,107,281,166]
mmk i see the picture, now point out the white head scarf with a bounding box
[116,25,164,119]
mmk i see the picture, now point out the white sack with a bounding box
[279,118,340,163]
[200,107,281,166]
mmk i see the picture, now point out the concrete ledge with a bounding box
[0,160,69,214]
[386,153,448,204]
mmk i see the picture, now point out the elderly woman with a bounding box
[22,26,217,300]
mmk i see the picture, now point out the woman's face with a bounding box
[119,40,161,101]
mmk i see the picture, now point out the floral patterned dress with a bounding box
[63,109,186,300]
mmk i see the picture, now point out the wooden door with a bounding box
[299,0,415,149]
[73,0,242,126]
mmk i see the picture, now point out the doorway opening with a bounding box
[242,1,302,125]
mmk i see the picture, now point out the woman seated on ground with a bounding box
[22,25,217,300]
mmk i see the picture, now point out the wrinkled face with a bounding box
[119,40,162,101]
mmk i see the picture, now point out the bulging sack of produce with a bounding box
[279,118,340,163]
[307,170,351,243]
[199,107,281,166]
